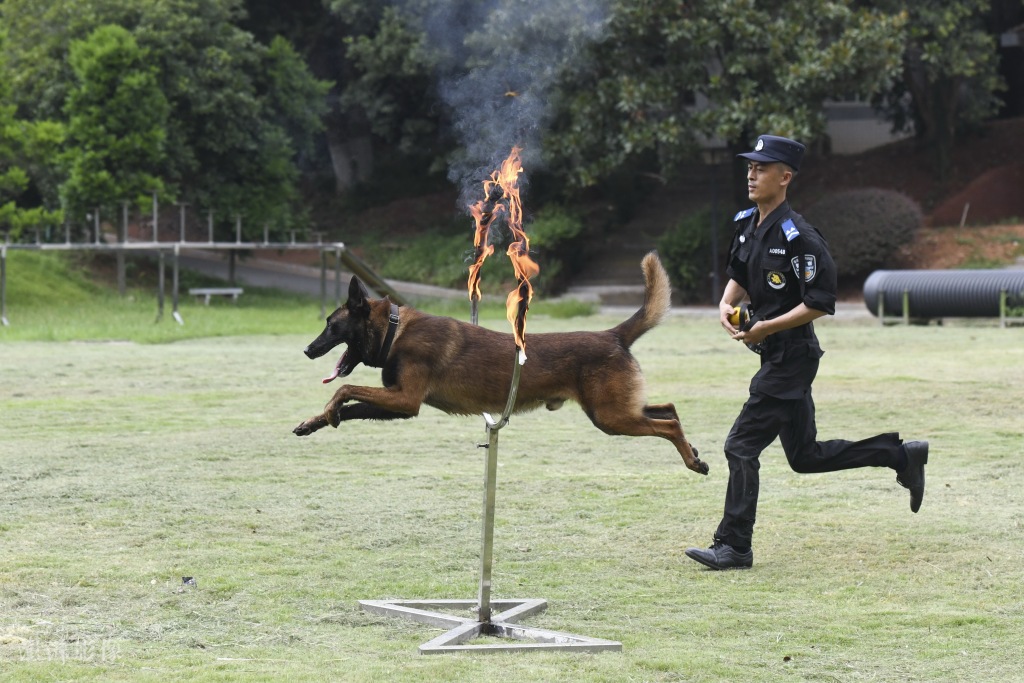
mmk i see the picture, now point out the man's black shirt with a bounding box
[726,200,837,318]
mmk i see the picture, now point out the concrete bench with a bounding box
[189,287,243,305]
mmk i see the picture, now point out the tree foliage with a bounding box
[0,29,63,238]
[542,0,707,187]
[866,0,1006,179]
[694,0,907,145]
[0,0,330,235]
[61,25,168,218]
[549,0,907,187]
[332,2,435,142]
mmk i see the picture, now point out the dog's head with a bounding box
[304,276,373,383]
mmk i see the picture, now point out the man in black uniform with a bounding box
[684,134,929,571]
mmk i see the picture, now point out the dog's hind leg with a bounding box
[643,403,699,458]
[643,403,678,421]
[588,404,708,475]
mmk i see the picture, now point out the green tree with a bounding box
[61,25,168,219]
[0,29,63,239]
[129,0,330,232]
[866,0,1006,179]
[544,0,707,188]
[324,0,448,189]
[0,0,330,236]
[547,0,907,188]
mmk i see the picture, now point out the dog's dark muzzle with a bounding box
[303,334,337,359]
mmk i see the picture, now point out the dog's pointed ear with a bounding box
[347,276,371,312]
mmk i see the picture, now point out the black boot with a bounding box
[897,440,929,513]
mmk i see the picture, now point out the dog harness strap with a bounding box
[375,303,400,366]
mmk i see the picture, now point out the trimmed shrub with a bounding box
[657,206,733,303]
[802,188,923,278]
[524,204,588,293]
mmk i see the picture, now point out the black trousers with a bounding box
[714,388,903,548]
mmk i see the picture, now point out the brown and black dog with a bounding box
[293,251,708,475]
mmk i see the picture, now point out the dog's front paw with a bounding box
[293,415,329,436]
[324,389,352,428]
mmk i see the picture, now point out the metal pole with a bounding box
[334,246,342,308]
[156,250,165,321]
[477,425,500,622]
[94,208,100,244]
[152,191,158,242]
[263,223,269,245]
[477,351,524,623]
[235,215,242,243]
[208,211,214,243]
[710,155,721,304]
[320,249,328,318]
[118,202,127,296]
[1,244,8,326]
[179,204,187,243]
[172,243,183,325]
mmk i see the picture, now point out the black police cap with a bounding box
[737,135,805,171]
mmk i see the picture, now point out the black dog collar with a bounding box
[375,303,400,366]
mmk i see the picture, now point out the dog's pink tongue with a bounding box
[322,351,346,384]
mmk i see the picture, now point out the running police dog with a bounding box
[292,251,708,475]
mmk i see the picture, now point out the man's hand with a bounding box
[719,280,749,335]
[720,301,739,334]
[732,321,768,346]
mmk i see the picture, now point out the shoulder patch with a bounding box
[781,218,800,242]
[733,207,756,221]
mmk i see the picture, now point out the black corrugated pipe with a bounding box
[863,270,1024,318]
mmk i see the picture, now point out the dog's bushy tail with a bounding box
[611,251,672,348]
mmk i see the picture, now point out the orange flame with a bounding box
[467,191,501,305]
[467,146,539,354]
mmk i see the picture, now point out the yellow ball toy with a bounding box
[728,306,742,326]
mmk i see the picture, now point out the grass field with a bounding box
[1,256,1023,681]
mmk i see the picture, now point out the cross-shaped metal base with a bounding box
[359,598,622,654]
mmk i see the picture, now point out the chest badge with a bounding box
[766,270,787,290]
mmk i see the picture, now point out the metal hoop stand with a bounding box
[359,349,622,654]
